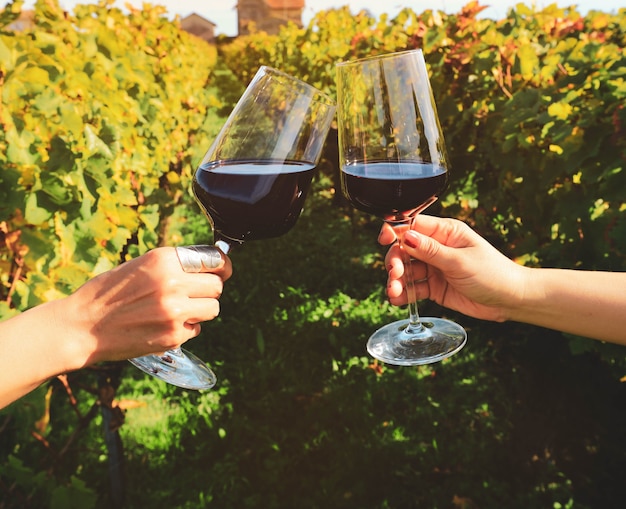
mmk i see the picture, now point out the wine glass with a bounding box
[130,66,336,389]
[336,49,467,365]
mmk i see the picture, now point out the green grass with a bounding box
[1,142,624,509]
[110,176,626,509]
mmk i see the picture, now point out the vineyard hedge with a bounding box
[221,1,626,359]
[222,2,626,271]
[0,0,219,315]
[0,0,625,507]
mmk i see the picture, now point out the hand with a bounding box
[62,246,233,367]
[0,246,233,408]
[378,215,528,323]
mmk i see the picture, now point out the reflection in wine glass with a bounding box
[130,67,335,389]
[336,50,467,365]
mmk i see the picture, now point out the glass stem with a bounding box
[393,222,424,335]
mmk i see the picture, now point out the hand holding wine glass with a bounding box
[129,66,335,389]
[336,49,467,365]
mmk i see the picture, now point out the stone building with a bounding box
[237,0,304,36]
[180,13,217,43]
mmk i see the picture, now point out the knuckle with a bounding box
[160,297,185,321]
[206,274,224,297]
[206,299,220,320]
[143,248,165,267]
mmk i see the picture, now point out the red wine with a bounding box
[193,160,315,244]
[341,161,448,221]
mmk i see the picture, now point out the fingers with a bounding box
[174,245,231,299]
[68,246,233,363]
[167,245,228,334]
[219,252,233,281]
[175,245,233,281]
[386,278,405,300]
[182,272,224,299]
[129,248,229,299]
[385,242,404,280]
[379,215,445,247]
[378,222,397,245]
[380,216,474,276]
[401,224,469,275]
[384,243,428,281]
[385,241,430,306]
[410,215,475,249]
[402,229,443,264]
[141,295,221,352]
[127,246,227,330]
[181,296,221,325]
[409,214,452,239]
[387,272,431,306]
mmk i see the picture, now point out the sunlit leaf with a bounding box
[24,193,52,224]
[517,44,539,80]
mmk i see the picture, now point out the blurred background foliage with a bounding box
[0,0,624,507]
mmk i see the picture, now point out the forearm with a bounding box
[508,267,626,345]
[0,299,86,409]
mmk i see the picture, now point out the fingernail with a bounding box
[403,230,420,248]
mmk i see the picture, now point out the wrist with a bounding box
[45,296,99,373]
[503,266,546,324]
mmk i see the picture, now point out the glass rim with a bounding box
[257,65,335,106]
[335,49,424,68]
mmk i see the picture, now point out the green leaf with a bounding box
[517,44,539,80]
[5,128,38,166]
[24,193,52,224]
[138,204,160,230]
[83,124,114,158]
[256,328,265,354]
[53,265,91,289]
[50,478,97,509]
[40,172,74,205]
[58,102,84,140]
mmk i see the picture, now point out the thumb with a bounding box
[402,229,456,273]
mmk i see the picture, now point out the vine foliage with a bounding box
[220,1,626,357]
[0,1,625,506]
[221,2,626,272]
[0,0,218,316]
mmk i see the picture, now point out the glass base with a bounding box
[128,348,217,390]
[367,317,467,366]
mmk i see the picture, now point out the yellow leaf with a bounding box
[547,102,573,120]
[517,44,539,80]
[166,171,181,184]
[549,144,563,155]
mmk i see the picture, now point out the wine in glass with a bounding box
[130,66,335,388]
[336,49,467,365]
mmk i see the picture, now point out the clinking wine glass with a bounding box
[336,49,467,365]
[130,66,335,389]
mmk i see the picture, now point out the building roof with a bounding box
[265,0,305,9]
[181,12,216,27]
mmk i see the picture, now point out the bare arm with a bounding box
[0,247,232,409]
[515,267,626,344]
[380,216,626,345]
